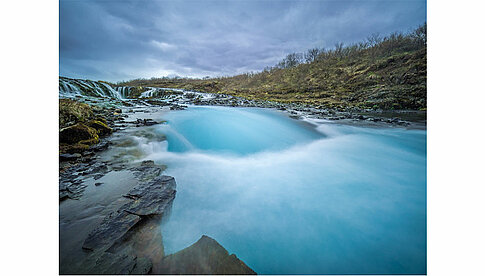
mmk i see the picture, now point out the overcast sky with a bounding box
[60,0,426,82]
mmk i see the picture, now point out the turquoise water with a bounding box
[161,106,324,154]
[147,106,426,274]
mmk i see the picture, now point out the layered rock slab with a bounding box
[82,175,176,252]
[80,175,176,274]
[156,235,257,275]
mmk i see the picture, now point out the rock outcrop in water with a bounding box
[58,96,260,274]
[79,175,176,274]
[156,235,256,275]
[76,173,256,275]
[82,175,176,250]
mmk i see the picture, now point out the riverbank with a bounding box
[59,99,258,274]
[59,86,426,274]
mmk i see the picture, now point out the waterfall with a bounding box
[60,77,192,100]
[59,77,124,100]
[140,88,157,98]
[116,86,132,98]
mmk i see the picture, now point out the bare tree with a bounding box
[279,53,304,68]
[334,42,344,58]
[411,23,427,45]
[305,48,320,63]
[367,33,382,47]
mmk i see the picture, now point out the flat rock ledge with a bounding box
[68,169,256,275]
[79,175,176,274]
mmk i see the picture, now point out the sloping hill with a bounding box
[119,24,426,111]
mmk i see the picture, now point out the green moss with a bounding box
[59,143,90,154]
[59,99,93,128]
[59,123,99,144]
[87,120,112,136]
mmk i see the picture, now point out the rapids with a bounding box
[109,105,426,274]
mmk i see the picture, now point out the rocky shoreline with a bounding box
[59,88,426,274]
[59,98,257,274]
[123,89,426,129]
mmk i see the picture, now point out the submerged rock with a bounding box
[156,235,256,275]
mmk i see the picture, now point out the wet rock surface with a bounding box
[130,160,167,183]
[82,175,176,252]
[156,235,257,275]
[82,211,142,252]
[78,248,153,275]
[125,118,161,127]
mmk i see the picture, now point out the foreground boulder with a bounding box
[87,119,113,136]
[59,123,99,145]
[156,235,256,275]
[59,98,93,128]
[59,99,116,155]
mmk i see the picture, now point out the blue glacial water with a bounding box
[146,106,426,274]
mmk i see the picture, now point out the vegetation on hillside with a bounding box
[118,24,426,110]
[59,99,113,154]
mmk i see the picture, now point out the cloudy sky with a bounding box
[60,0,426,82]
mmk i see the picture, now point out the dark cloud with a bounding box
[60,0,426,82]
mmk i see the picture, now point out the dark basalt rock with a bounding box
[170,104,187,110]
[123,175,176,216]
[131,257,153,274]
[82,162,108,176]
[59,176,87,201]
[130,160,167,182]
[59,153,81,161]
[79,248,152,275]
[82,176,176,251]
[125,118,160,127]
[156,235,256,275]
[139,118,158,126]
[83,211,141,251]
[89,140,111,152]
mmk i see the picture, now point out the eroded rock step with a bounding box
[79,175,176,274]
[155,235,257,275]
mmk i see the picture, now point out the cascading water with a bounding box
[59,77,126,100]
[153,106,427,274]
[98,105,426,274]
[59,77,212,102]
[115,86,132,98]
[140,88,157,98]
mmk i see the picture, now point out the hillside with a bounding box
[118,25,426,111]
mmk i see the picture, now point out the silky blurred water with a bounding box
[145,106,426,274]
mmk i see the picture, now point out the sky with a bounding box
[59,0,426,82]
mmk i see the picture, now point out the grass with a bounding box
[118,25,426,111]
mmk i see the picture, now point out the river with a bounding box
[123,105,427,274]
